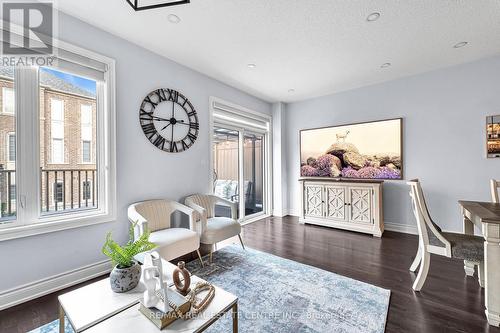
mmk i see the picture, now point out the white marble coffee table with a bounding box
[84,275,238,333]
[58,261,238,333]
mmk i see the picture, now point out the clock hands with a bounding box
[153,101,188,140]
[159,119,186,131]
[150,115,171,122]
[171,121,174,143]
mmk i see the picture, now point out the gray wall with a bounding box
[0,11,271,292]
[285,55,500,232]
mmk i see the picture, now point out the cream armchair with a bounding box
[185,194,244,262]
[128,199,203,266]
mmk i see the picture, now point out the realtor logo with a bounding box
[2,1,54,55]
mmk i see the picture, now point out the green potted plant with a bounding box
[102,222,157,293]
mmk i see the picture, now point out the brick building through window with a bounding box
[0,67,97,217]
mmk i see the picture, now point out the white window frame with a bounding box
[2,86,15,114]
[209,97,273,225]
[0,30,117,242]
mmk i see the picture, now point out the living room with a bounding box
[0,1,499,332]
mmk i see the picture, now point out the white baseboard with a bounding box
[286,208,299,217]
[384,222,418,235]
[0,259,111,311]
[272,208,299,217]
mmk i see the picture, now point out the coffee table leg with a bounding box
[59,304,65,333]
[232,302,238,333]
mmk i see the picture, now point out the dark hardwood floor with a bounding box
[1,216,498,333]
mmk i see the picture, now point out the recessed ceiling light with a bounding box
[453,41,468,48]
[167,14,181,24]
[247,63,257,69]
[288,89,295,93]
[380,62,391,68]
[366,12,381,22]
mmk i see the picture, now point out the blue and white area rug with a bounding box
[186,245,390,333]
[31,245,390,333]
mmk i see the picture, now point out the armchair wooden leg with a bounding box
[196,250,204,267]
[238,234,245,250]
[209,247,213,263]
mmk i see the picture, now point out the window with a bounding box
[53,181,63,203]
[2,87,14,114]
[9,184,15,203]
[82,141,91,163]
[82,181,91,200]
[41,69,98,215]
[81,104,92,163]
[50,99,64,164]
[0,33,116,241]
[7,133,15,162]
[0,68,16,221]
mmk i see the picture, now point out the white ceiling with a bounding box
[57,0,500,103]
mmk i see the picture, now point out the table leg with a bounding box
[59,304,65,333]
[232,302,238,333]
[463,215,476,276]
[483,222,500,327]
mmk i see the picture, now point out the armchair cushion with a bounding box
[149,228,200,262]
[201,217,241,244]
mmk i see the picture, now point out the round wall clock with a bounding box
[139,88,199,153]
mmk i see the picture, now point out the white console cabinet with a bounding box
[299,177,384,237]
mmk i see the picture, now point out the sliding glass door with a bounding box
[243,132,264,216]
[212,126,268,221]
[212,127,240,218]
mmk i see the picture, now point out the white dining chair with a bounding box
[408,179,485,291]
[491,179,500,203]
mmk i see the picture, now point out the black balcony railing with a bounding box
[0,168,97,219]
[40,168,98,214]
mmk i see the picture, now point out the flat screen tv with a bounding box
[300,118,402,180]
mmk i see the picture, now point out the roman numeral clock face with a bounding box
[139,89,199,153]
